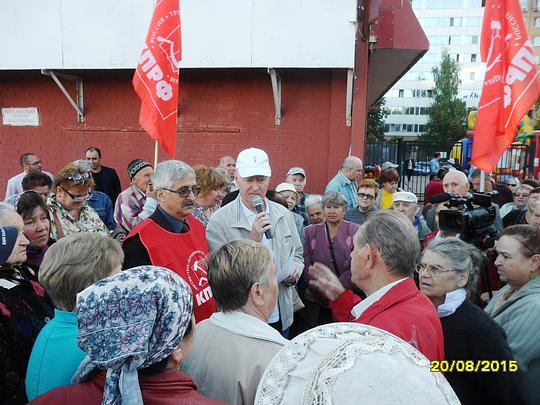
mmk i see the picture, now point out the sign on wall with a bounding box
[1,107,40,126]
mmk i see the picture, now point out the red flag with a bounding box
[472,0,540,172]
[133,0,181,157]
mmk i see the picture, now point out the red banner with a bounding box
[472,0,540,172]
[133,0,181,157]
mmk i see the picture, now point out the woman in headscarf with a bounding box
[0,204,54,405]
[30,266,225,405]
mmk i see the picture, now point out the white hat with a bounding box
[381,161,399,170]
[275,182,297,194]
[255,323,459,405]
[393,191,418,204]
[286,167,306,178]
[236,148,271,178]
[447,158,456,165]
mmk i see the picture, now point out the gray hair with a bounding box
[305,194,323,209]
[515,184,533,194]
[152,160,194,190]
[207,239,274,312]
[0,202,17,226]
[39,232,124,311]
[342,156,362,169]
[322,191,348,209]
[355,210,420,277]
[422,237,482,297]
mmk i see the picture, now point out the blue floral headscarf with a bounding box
[72,265,194,405]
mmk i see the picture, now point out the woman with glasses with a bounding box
[485,225,540,404]
[418,237,522,405]
[192,165,226,227]
[344,179,378,225]
[294,192,360,335]
[47,164,108,239]
[500,184,533,218]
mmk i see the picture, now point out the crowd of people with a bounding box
[1,147,539,404]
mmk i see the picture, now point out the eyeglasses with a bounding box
[507,183,517,187]
[357,193,375,200]
[61,186,91,202]
[415,263,456,277]
[163,186,201,197]
[28,160,42,166]
[68,171,92,183]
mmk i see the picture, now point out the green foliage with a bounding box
[420,50,467,150]
[366,97,388,143]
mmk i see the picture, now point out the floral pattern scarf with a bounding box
[72,266,194,405]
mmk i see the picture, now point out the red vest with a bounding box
[128,216,216,322]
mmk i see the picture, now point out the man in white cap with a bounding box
[286,167,310,225]
[381,161,399,171]
[207,148,304,336]
[392,191,430,240]
[325,156,363,210]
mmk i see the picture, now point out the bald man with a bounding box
[325,156,363,209]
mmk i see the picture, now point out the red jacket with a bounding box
[330,278,445,361]
[29,369,226,405]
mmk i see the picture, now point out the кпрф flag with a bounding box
[472,0,540,172]
[133,0,181,157]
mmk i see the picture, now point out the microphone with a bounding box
[251,196,273,239]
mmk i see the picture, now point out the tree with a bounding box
[420,50,467,151]
[366,97,388,143]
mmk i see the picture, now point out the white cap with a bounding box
[276,182,297,194]
[286,167,306,178]
[236,148,271,178]
[393,191,418,204]
[447,158,456,164]
[381,161,399,170]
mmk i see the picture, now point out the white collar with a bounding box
[437,288,467,317]
[239,197,268,220]
[351,278,408,319]
[209,311,287,345]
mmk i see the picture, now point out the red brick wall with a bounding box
[0,69,356,200]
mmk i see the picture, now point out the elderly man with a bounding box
[308,210,444,361]
[392,191,430,240]
[219,155,238,192]
[207,148,303,334]
[85,147,122,203]
[286,167,310,225]
[325,156,363,209]
[122,160,216,322]
[114,159,157,233]
[182,240,286,405]
[5,153,53,198]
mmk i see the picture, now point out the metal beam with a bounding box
[41,69,85,123]
[267,68,281,126]
[346,68,354,127]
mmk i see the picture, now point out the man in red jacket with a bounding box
[309,210,444,361]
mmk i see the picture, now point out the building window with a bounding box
[398,89,404,97]
[471,54,477,62]
[533,36,540,46]
[535,17,540,27]
[427,89,433,98]
[536,0,540,11]
[470,72,476,80]
[471,36,479,45]
[520,0,527,10]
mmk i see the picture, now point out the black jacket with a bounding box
[93,165,122,205]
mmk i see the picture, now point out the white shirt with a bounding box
[351,278,408,320]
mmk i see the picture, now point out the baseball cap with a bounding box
[275,182,298,194]
[286,167,306,178]
[0,226,18,265]
[236,148,271,178]
[447,158,456,165]
[381,161,399,170]
[393,191,418,204]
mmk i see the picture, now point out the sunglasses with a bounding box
[357,193,375,200]
[68,171,92,183]
[163,186,201,197]
[61,186,91,202]
[507,183,517,187]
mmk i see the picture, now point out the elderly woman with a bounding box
[296,192,360,333]
[500,184,533,218]
[418,238,522,404]
[305,194,325,224]
[375,168,401,210]
[25,233,124,401]
[47,164,108,239]
[0,204,54,404]
[29,266,224,405]
[344,179,378,225]
[182,239,286,405]
[485,225,540,404]
[275,182,304,243]
[192,165,227,226]
[16,191,53,268]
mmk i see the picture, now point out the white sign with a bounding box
[2,107,40,126]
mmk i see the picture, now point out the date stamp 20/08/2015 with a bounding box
[430,360,518,373]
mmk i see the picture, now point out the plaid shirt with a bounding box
[113,185,158,232]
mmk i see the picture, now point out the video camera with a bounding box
[432,192,499,250]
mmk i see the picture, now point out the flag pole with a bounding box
[479,170,485,193]
[154,140,159,167]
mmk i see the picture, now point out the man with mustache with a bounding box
[122,160,216,322]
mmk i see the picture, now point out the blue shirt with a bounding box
[325,171,358,209]
[25,309,86,401]
[429,158,440,175]
[88,190,115,231]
